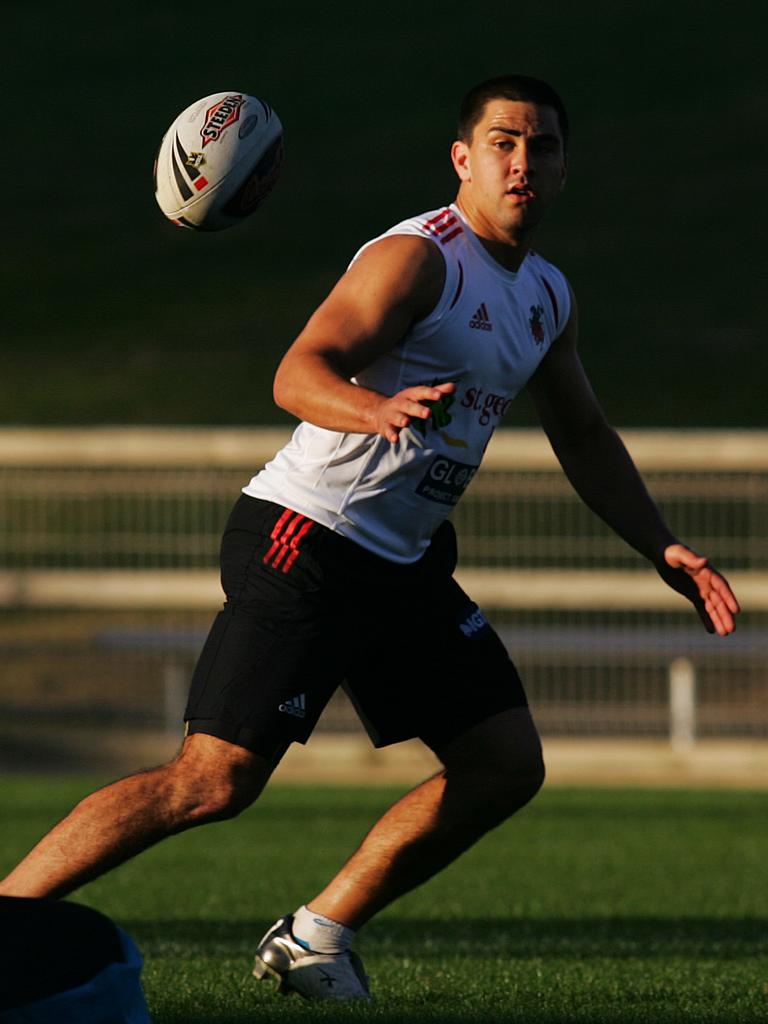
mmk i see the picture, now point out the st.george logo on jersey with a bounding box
[529,304,546,345]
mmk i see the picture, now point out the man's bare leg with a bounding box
[307,707,544,928]
[0,734,273,899]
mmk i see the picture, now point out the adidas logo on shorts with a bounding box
[279,694,307,718]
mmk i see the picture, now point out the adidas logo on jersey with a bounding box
[278,694,307,718]
[469,303,493,331]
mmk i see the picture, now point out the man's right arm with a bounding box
[272,235,454,442]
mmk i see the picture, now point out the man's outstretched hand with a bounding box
[656,544,741,636]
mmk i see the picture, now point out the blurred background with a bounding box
[1,0,765,778]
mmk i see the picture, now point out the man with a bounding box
[0,75,740,1002]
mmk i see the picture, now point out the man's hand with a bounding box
[272,235,447,435]
[374,382,456,443]
[657,544,741,636]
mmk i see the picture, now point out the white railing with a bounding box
[1,427,766,745]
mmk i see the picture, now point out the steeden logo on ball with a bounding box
[155,91,283,230]
[200,95,245,146]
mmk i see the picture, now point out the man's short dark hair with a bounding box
[458,74,569,150]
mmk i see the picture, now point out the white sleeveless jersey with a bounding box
[244,203,571,562]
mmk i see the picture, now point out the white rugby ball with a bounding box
[154,91,283,230]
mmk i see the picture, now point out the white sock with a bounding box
[291,904,356,954]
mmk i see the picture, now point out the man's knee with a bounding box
[468,741,545,818]
[502,745,546,805]
[167,733,274,824]
[431,707,546,821]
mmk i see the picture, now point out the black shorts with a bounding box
[184,495,527,759]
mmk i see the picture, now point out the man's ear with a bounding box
[451,139,471,182]
[559,155,568,191]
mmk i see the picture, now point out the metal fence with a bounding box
[1,428,766,764]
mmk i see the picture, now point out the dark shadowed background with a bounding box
[4,0,765,427]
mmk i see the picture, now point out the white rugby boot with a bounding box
[252,914,371,1001]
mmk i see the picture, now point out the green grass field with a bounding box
[1,779,766,1023]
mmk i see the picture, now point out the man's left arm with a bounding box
[525,294,740,636]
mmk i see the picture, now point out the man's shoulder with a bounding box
[350,207,454,277]
[524,249,572,300]
[525,248,567,280]
[523,251,573,336]
[354,205,463,253]
[384,205,465,244]
[351,230,445,279]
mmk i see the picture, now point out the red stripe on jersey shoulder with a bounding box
[440,226,463,244]
[423,208,454,228]
[421,208,458,238]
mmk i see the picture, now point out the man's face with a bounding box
[451,99,567,238]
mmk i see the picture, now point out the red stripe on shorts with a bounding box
[271,513,306,569]
[282,518,315,572]
[262,507,296,566]
[263,507,316,572]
